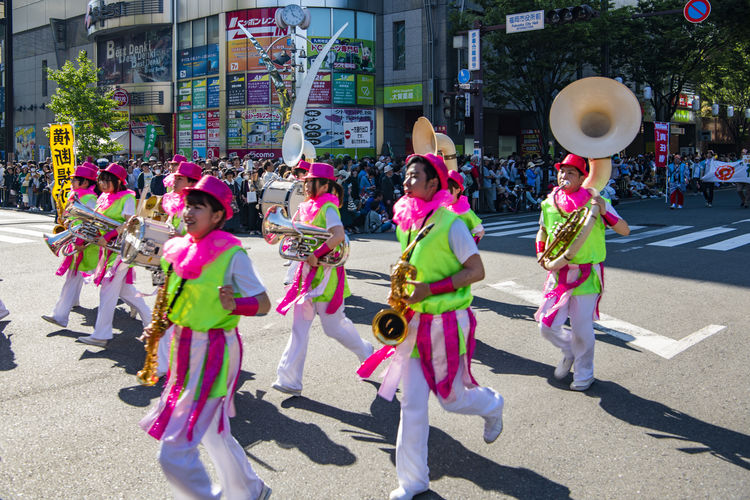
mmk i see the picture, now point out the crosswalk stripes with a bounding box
[609,225,692,243]
[484,221,539,237]
[699,233,750,251]
[648,226,736,247]
[0,227,48,238]
[0,234,34,244]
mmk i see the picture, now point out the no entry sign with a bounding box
[684,0,710,23]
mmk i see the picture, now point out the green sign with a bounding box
[672,109,694,123]
[357,74,374,105]
[333,73,356,105]
[384,83,422,104]
[192,79,207,109]
[142,124,157,158]
[178,81,192,111]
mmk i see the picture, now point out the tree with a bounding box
[46,50,127,161]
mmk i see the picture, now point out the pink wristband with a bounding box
[231,296,259,316]
[536,241,546,253]
[429,277,455,296]
[103,229,119,242]
[313,242,332,259]
[602,211,619,227]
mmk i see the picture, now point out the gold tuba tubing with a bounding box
[43,196,122,256]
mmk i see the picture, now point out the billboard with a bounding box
[226,9,291,73]
[98,27,172,85]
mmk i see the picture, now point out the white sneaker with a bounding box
[271,381,302,396]
[41,314,67,328]
[553,357,574,380]
[389,486,428,500]
[483,402,504,444]
[670,204,675,209]
[570,377,594,391]
[78,335,108,348]
[677,205,683,209]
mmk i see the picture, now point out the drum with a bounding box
[120,217,176,270]
[259,179,305,219]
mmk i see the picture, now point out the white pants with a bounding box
[92,264,151,340]
[0,298,8,316]
[275,300,373,391]
[50,272,84,327]
[157,325,175,376]
[539,293,598,383]
[158,398,265,500]
[396,356,503,494]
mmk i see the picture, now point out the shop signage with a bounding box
[384,83,422,105]
[85,0,164,30]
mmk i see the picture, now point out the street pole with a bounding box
[4,0,13,165]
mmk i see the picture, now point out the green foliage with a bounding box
[46,51,127,161]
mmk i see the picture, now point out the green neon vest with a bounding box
[304,202,350,303]
[540,197,606,295]
[69,193,100,272]
[98,193,134,268]
[458,209,482,233]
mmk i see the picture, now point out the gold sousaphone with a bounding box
[539,77,641,271]
[412,117,458,171]
[282,123,317,167]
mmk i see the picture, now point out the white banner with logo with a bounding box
[701,159,750,183]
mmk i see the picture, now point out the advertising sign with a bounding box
[333,73,356,105]
[142,124,157,159]
[97,26,172,85]
[246,108,284,149]
[343,121,371,148]
[246,73,271,105]
[309,73,332,105]
[15,126,35,162]
[178,80,192,111]
[468,29,480,71]
[226,8,290,73]
[207,110,221,158]
[654,122,670,169]
[227,110,247,149]
[227,74,246,107]
[356,74,375,106]
[49,123,76,221]
[520,129,542,155]
[301,108,375,152]
[207,77,220,108]
[192,79,207,109]
[384,84,422,105]
[307,37,375,73]
[177,113,192,157]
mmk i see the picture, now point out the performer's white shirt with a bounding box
[325,207,342,230]
[225,251,267,297]
[122,198,135,219]
[409,217,479,265]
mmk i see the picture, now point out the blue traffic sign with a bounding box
[458,69,471,84]
[684,0,710,23]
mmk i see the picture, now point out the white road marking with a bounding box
[0,227,47,237]
[731,219,750,224]
[648,227,735,247]
[30,224,57,231]
[609,225,692,243]
[699,233,750,251]
[0,234,34,244]
[488,281,726,360]
[482,220,520,228]
[606,225,646,233]
[485,222,539,237]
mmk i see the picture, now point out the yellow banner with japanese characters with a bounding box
[49,123,77,223]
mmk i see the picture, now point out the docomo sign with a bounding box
[113,89,130,107]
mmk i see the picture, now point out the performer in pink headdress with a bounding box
[358,153,504,500]
[140,175,272,500]
[534,154,630,391]
[42,164,101,328]
[446,169,485,242]
[273,162,373,396]
[79,163,151,347]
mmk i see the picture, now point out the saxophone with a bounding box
[136,271,171,386]
[372,223,434,345]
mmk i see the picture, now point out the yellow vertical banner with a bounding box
[49,123,77,224]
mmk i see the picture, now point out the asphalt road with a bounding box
[0,187,748,499]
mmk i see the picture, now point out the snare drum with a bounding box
[120,217,176,270]
[259,179,305,218]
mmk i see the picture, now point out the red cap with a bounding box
[169,154,188,164]
[175,161,202,181]
[74,164,99,181]
[184,175,234,220]
[554,154,588,177]
[447,169,464,191]
[406,153,449,191]
[302,162,336,181]
[104,163,128,184]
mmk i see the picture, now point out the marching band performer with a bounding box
[154,160,203,376]
[140,175,272,500]
[446,169,485,242]
[273,162,373,396]
[359,153,504,500]
[78,163,151,348]
[534,154,630,391]
[42,163,101,328]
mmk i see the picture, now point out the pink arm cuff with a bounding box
[602,211,620,227]
[313,242,332,258]
[429,277,456,296]
[536,240,546,253]
[103,229,119,242]
[231,296,259,316]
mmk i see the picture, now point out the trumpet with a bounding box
[43,196,122,256]
[262,206,349,267]
[372,223,434,345]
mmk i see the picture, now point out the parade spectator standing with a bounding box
[149,164,166,196]
[260,160,278,187]
[668,154,687,209]
[240,167,262,234]
[737,148,750,209]
[380,164,397,216]
[137,163,153,199]
[700,151,716,207]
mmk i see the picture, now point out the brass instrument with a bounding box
[262,206,349,267]
[136,270,171,386]
[140,195,168,222]
[372,223,434,346]
[412,117,458,171]
[43,196,122,256]
[539,77,641,269]
[120,217,176,271]
[282,123,317,167]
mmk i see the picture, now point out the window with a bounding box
[394,21,405,71]
[356,12,375,41]
[207,16,219,45]
[42,60,48,97]
[307,8,330,37]
[178,22,191,49]
[332,10,355,38]
[192,19,206,47]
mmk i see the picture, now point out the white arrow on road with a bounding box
[488,281,726,360]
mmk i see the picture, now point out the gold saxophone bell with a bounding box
[372,223,435,346]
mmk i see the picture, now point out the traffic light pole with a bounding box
[473,63,483,169]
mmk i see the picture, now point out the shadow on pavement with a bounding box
[280,380,572,499]
[0,321,16,370]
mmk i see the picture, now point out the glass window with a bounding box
[332,10,355,39]
[307,8,330,37]
[394,21,405,71]
[178,22,191,49]
[206,16,219,45]
[356,12,375,41]
[192,18,205,47]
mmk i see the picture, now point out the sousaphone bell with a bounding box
[412,117,458,171]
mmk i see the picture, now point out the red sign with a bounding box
[654,122,670,168]
[344,130,351,140]
[684,0,710,23]
[113,89,129,107]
